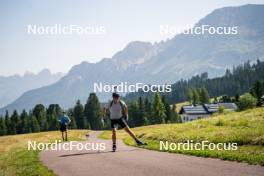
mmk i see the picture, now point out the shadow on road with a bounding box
[59,148,140,157]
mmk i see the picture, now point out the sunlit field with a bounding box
[100,107,264,165]
[0,130,88,176]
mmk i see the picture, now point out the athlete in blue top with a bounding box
[59,111,71,141]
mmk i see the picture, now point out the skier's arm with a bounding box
[104,106,110,118]
[67,116,71,125]
[124,104,128,116]
[103,107,107,117]
[122,101,128,116]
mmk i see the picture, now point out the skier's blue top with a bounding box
[59,115,71,125]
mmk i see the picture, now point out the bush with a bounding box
[218,105,225,114]
[237,93,257,111]
[215,119,224,126]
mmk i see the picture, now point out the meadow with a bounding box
[0,130,88,176]
[100,107,264,165]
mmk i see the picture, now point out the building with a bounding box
[218,103,237,111]
[179,103,237,122]
[179,105,211,122]
[204,103,219,113]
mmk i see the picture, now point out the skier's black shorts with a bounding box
[111,118,127,129]
[60,124,67,132]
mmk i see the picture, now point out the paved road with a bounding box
[41,131,264,176]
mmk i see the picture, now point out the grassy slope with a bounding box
[0,130,88,176]
[100,107,264,165]
[175,101,189,113]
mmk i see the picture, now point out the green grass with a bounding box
[0,130,88,176]
[174,101,189,113]
[100,107,264,165]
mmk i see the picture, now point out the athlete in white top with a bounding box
[105,92,145,152]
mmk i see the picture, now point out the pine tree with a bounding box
[169,104,181,123]
[220,95,232,102]
[152,92,166,124]
[235,93,240,102]
[73,100,86,129]
[0,117,7,136]
[49,110,59,131]
[187,88,193,104]
[162,96,171,123]
[33,104,48,131]
[30,114,40,132]
[67,108,77,129]
[131,97,147,127]
[10,110,20,134]
[199,87,210,104]
[127,102,137,127]
[4,111,11,135]
[84,93,103,130]
[47,104,61,130]
[250,80,264,106]
[69,116,77,129]
[192,88,200,105]
[20,110,31,134]
[187,88,200,105]
[137,97,147,126]
[47,104,62,117]
[143,98,152,125]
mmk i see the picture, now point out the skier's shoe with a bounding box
[112,143,116,152]
[136,139,147,146]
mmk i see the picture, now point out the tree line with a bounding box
[0,93,102,136]
[121,93,181,128]
[69,91,181,131]
[0,91,181,136]
[1,60,263,136]
[125,60,264,105]
[186,87,210,105]
[186,81,263,111]
[0,104,64,136]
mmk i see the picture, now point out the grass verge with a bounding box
[0,130,88,176]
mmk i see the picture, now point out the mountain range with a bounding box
[0,69,63,108]
[1,4,264,114]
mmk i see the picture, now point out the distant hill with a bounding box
[0,69,63,108]
[1,4,264,114]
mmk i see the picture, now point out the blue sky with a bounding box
[0,0,264,76]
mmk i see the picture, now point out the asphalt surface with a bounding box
[40,131,264,176]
